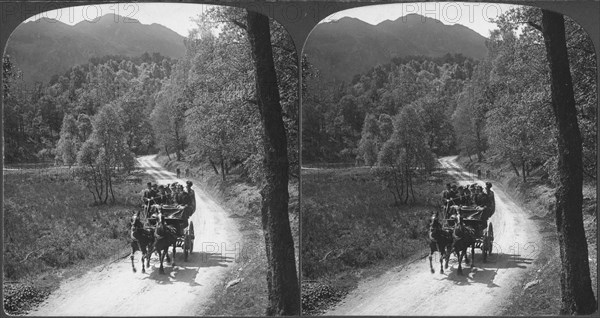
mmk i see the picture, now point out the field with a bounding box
[301,166,447,314]
[3,167,147,314]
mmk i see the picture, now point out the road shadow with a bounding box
[441,253,533,287]
[143,252,234,285]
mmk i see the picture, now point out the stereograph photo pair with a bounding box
[1,0,598,316]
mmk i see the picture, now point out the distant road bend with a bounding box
[326,156,543,316]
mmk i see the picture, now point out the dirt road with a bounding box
[29,155,242,316]
[326,156,543,315]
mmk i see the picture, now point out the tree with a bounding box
[245,10,299,315]
[539,9,596,314]
[377,105,435,205]
[76,103,134,204]
[151,78,187,161]
[55,114,80,166]
[357,114,380,166]
[181,16,260,180]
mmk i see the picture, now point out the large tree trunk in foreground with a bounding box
[246,10,299,316]
[541,10,596,315]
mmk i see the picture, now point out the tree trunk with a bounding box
[209,159,220,175]
[220,157,226,182]
[521,160,527,183]
[510,161,520,177]
[246,11,299,316]
[109,171,115,203]
[541,10,596,315]
[165,145,171,161]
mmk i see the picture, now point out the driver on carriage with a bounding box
[441,183,460,218]
[141,182,158,218]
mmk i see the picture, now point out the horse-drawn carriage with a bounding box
[130,202,196,274]
[428,185,496,275]
[441,204,494,261]
[147,204,195,261]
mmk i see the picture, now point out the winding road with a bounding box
[326,156,543,316]
[29,155,241,316]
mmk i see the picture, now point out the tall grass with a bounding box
[301,167,439,280]
[3,167,144,281]
[301,167,444,314]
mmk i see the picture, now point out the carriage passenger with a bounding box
[173,184,185,205]
[462,186,473,205]
[441,183,452,205]
[141,182,152,202]
[185,181,196,219]
[156,185,168,204]
[484,182,496,220]
[456,186,467,205]
[473,186,487,206]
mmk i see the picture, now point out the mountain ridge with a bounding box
[305,13,489,82]
[6,14,186,83]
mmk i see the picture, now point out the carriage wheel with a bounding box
[482,236,489,262]
[487,223,494,255]
[183,237,189,261]
[188,222,194,253]
[183,222,194,262]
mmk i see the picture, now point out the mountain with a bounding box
[304,14,489,82]
[5,14,186,83]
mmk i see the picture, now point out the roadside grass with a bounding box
[301,166,446,315]
[458,155,597,315]
[155,155,299,316]
[3,167,148,315]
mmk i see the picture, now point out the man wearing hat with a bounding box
[184,181,196,219]
[456,186,467,205]
[473,185,487,206]
[141,182,158,217]
[155,185,168,205]
[441,183,453,204]
[484,182,496,220]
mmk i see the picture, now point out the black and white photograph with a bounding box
[3,3,300,316]
[300,2,597,315]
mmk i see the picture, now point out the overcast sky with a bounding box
[322,2,518,38]
[25,2,518,38]
[25,3,213,37]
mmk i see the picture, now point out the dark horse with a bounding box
[428,212,453,274]
[130,210,154,273]
[452,213,476,275]
[152,210,178,274]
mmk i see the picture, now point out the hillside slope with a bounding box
[5,14,186,83]
[304,14,488,82]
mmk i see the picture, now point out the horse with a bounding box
[130,210,154,273]
[452,213,476,276]
[151,210,178,274]
[428,212,453,274]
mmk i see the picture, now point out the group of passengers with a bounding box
[441,182,495,221]
[141,181,196,219]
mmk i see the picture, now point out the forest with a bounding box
[3,7,301,204]
[302,7,596,187]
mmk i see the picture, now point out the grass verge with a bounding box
[155,155,299,316]
[301,165,449,315]
[3,166,149,315]
[458,155,597,315]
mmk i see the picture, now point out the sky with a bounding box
[24,3,214,37]
[24,2,519,38]
[321,2,518,38]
